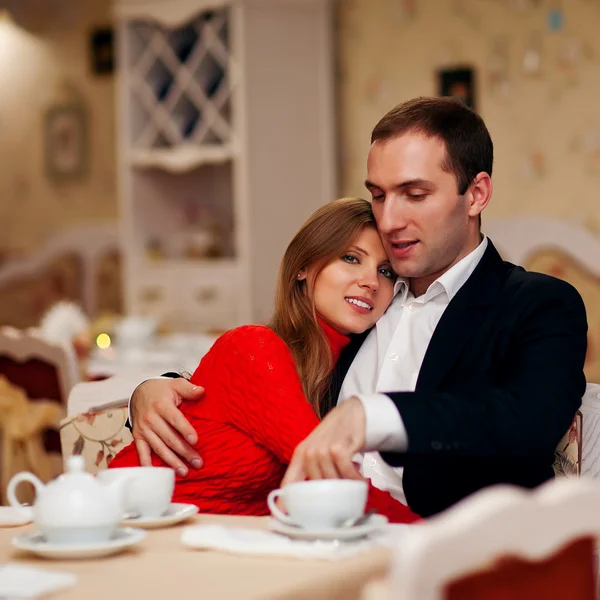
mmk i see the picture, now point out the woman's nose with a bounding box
[359,270,379,292]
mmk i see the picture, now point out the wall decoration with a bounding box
[44,103,88,181]
[488,38,511,98]
[547,3,564,31]
[438,67,476,110]
[90,27,115,75]
[522,33,543,77]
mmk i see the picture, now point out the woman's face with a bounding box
[306,226,396,335]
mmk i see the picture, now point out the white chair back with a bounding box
[581,383,600,479]
[390,478,600,600]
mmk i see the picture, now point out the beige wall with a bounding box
[0,0,116,257]
[336,0,600,232]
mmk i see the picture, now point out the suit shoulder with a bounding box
[505,266,586,310]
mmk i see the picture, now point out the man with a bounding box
[126,97,587,517]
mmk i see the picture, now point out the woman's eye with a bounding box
[342,254,359,264]
[379,267,395,279]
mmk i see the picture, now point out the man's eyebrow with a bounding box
[365,178,433,190]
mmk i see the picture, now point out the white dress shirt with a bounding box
[340,237,489,503]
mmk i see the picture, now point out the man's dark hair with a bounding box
[371,97,493,195]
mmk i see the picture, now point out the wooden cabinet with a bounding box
[114,0,335,331]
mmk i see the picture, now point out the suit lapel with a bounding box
[416,241,510,391]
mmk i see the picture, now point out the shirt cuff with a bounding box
[128,376,170,426]
[356,393,408,452]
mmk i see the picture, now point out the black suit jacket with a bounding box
[327,240,588,518]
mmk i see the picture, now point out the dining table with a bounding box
[1,513,393,600]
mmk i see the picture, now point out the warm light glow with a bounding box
[0,10,14,24]
[96,333,111,349]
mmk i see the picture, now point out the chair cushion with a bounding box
[60,407,132,473]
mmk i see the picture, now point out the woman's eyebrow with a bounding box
[347,245,367,255]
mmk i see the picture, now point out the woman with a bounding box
[110,198,419,523]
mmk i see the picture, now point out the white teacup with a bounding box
[97,467,174,518]
[267,480,367,529]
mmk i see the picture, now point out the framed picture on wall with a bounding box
[438,67,476,111]
[44,103,88,181]
[90,27,115,75]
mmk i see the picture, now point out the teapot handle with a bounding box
[7,472,44,516]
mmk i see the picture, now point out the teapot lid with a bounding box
[67,455,85,472]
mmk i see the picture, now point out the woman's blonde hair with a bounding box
[269,197,377,417]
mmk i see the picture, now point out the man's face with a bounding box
[365,133,478,291]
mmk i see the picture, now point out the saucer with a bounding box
[121,503,198,529]
[267,514,388,541]
[12,527,146,559]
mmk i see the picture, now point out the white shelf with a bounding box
[130,143,234,172]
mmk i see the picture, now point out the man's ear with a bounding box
[467,172,492,218]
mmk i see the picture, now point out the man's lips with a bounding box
[390,240,418,249]
[389,240,418,257]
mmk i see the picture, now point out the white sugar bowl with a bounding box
[7,456,129,544]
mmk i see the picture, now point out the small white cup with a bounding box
[97,467,174,518]
[267,480,367,529]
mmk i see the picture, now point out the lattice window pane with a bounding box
[126,7,234,157]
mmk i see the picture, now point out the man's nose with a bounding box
[376,197,408,234]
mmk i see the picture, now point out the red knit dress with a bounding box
[109,321,420,524]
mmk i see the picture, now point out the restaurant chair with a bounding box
[581,383,600,480]
[60,405,132,474]
[0,326,79,454]
[386,477,600,600]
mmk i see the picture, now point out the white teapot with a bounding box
[7,456,129,545]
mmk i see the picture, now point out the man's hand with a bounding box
[282,396,367,485]
[131,378,205,477]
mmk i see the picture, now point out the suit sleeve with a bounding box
[189,328,320,463]
[381,278,588,466]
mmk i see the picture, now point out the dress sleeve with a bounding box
[365,482,421,524]
[190,326,320,464]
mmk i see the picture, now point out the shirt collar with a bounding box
[435,236,488,301]
[390,236,488,305]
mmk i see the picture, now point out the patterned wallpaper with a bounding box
[336,0,600,233]
[0,0,116,258]
[4,0,600,259]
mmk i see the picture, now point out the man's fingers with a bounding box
[304,447,325,481]
[331,445,361,479]
[174,379,205,402]
[142,429,190,477]
[146,415,202,469]
[281,449,307,487]
[134,438,152,466]
[316,448,342,479]
[159,402,200,448]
